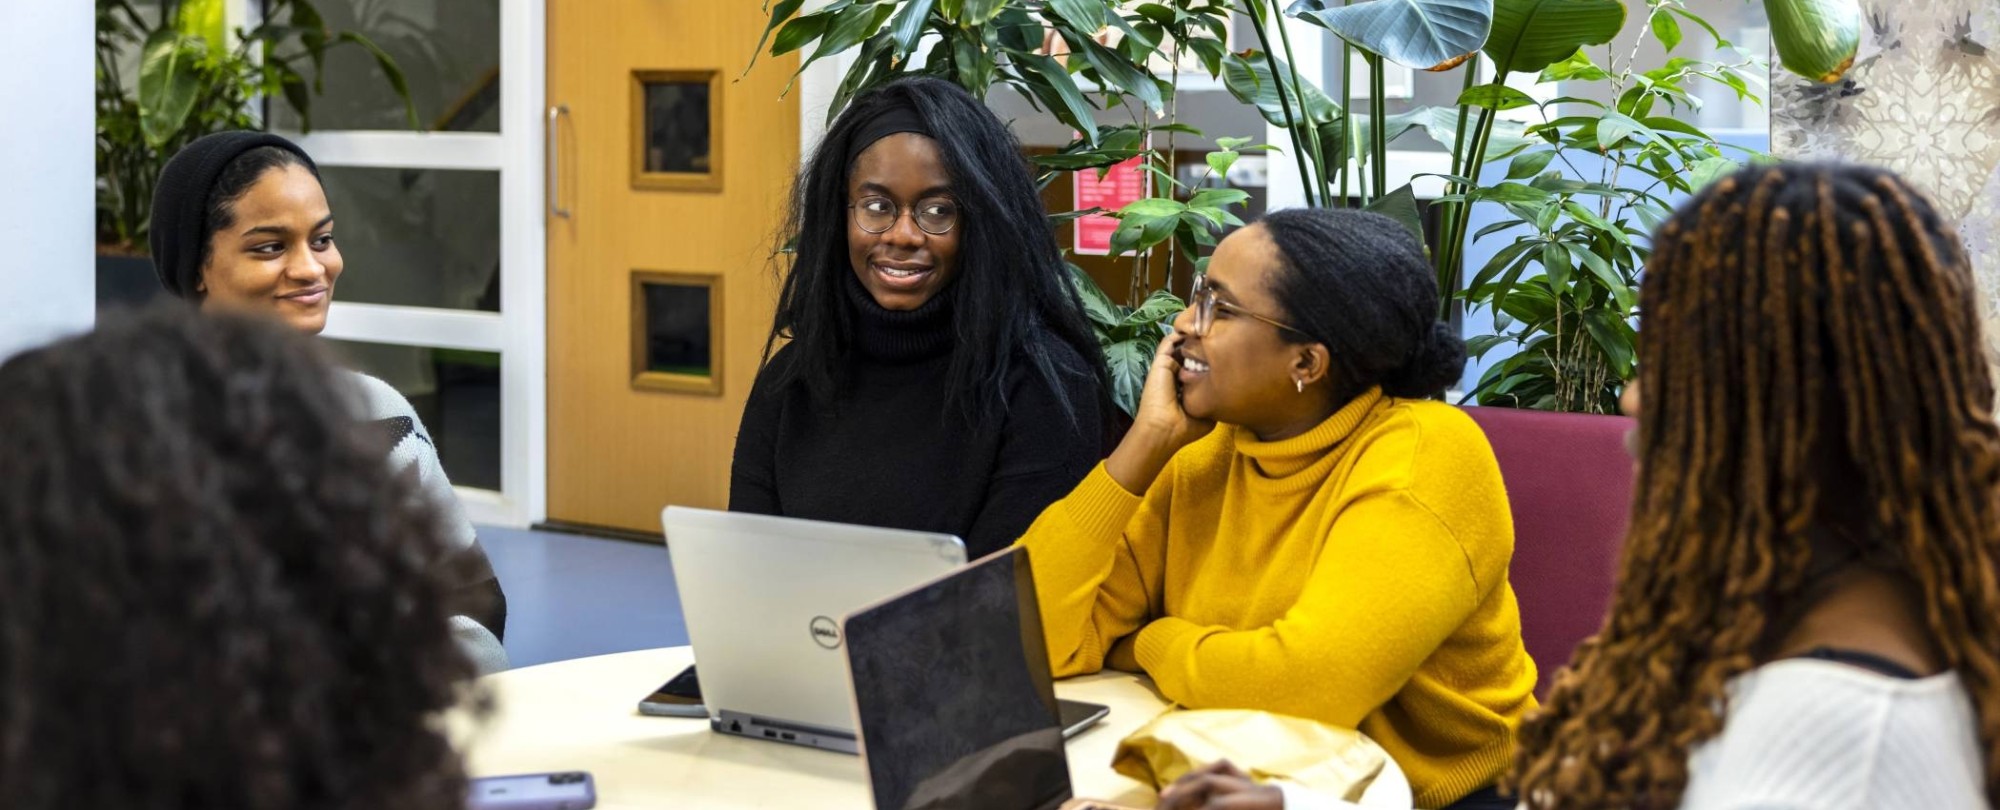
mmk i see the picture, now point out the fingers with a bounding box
[1209,787,1287,810]
[1150,331,1184,373]
[1157,772,1258,810]
[1208,760,1250,780]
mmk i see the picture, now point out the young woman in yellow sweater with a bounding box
[1017,208,1537,809]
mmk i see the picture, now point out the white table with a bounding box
[459,647,1412,809]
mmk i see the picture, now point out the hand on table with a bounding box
[1155,760,1284,810]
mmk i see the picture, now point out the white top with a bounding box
[347,371,509,674]
[1282,659,1985,810]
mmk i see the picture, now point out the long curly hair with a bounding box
[0,305,484,810]
[1510,163,2000,807]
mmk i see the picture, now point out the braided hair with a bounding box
[0,304,485,810]
[1509,163,2000,807]
[1260,208,1465,399]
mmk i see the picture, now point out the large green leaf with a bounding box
[1418,106,1533,158]
[1048,0,1108,33]
[1122,289,1188,330]
[1068,263,1123,330]
[1012,52,1100,143]
[1074,34,1164,111]
[1287,0,1493,71]
[1484,0,1625,75]
[1352,107,1431,155]
[888,0,936,59]
[1687,155,1741,191]
[773,11,832,56]
[957,0,1008,25]
[1222,49,1341,127]
[807,4,895,74]
[753,0,809,59]
[174,0,227,56]
[1365,184,1427,245]
[1764,0,1860,82]
[1105,339,1152,417]
[137,29,203,149]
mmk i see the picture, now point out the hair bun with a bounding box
[1380,322,1466,399]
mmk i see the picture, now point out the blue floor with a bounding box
[478,526,689,668]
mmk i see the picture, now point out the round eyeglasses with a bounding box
[849,195,959,236]
[1190,272,1309,338]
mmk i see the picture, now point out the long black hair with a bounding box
[0,304,482,810]
[764,76,1107,427]
[1261,208,1465,399]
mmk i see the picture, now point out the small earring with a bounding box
[1294,377,1305,394]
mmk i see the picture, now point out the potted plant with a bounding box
[95,0,415,307]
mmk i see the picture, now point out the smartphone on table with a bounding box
[637,664,705,717]
[467,771,596,810]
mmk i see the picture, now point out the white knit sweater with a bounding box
[348,371,510,675]
[1281,659,1984,810]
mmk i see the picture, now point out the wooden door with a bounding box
[547,3,799,535]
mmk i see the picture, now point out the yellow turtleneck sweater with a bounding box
[1017,389,1538,808]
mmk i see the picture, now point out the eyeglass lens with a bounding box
[853,196,957,235]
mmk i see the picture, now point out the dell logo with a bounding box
[809,616,842,649]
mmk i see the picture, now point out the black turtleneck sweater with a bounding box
[729,279,1103,559]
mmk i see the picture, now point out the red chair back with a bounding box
[1461,406,1634,698]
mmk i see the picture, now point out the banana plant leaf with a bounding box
[174,0,227,56]
[1484,0,1626,75]
[1764,0,1861,82]
[1222,49,1342,127]
[138,28,203,148]
[1287,0,1493,71]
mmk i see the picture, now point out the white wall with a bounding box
[0,3,95,359]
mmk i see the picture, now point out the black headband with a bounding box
[148,131,319,299]
[844,103,933,165]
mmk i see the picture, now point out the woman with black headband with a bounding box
[147,131,509,673]
[730,76,1109,559]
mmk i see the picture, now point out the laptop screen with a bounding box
[843,547,1072,810]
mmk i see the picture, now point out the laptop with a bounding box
[663,506,967,752]
[843,547,1136,810]
[661,507,1105,755]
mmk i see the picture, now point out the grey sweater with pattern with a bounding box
[349,371,509,674]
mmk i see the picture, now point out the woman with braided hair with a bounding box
[1509,163,1998,808]
[1020,207,1537,810]
[1162,163,1998,809]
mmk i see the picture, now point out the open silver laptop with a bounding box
[661,506,967,753]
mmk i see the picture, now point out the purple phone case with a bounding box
[467,772,597,810]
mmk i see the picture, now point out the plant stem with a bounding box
[1165,47,1182,296]
[1242,0,1317,208]
[1369,52,1386,202]
[1438,56,1479,309]
[1339,41,1353,206]
[1272,8,1328,204]
[1443,105,1498,311]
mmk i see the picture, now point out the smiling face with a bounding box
[197,165,342,335]
[846,133,961,311]
[1172,225,1330,432]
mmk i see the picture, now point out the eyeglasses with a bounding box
[849,195,959,236]
[1190,272,1308,338]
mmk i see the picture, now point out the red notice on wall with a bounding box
[1073,155,1150,256]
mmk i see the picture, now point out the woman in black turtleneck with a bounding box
[730,77,1109,559]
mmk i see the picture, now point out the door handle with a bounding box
[547,104,571,219]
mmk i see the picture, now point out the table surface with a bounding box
[458,647,1412,809]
